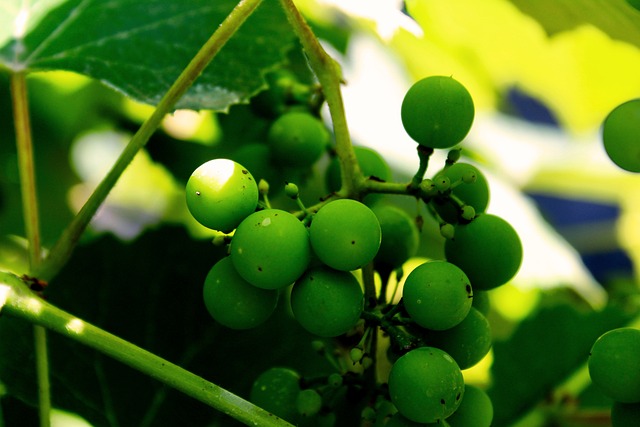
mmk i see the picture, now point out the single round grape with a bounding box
[432,163,489,224]
[371,204,420,270]
[388,347,465,423]
[402,261,473,331]
[185,159,258,232]
[309,199,381,271]
[268,111,329,168]
[250,367,301,423]
[230,209,310,289]
[327,373,343,388]
[611,401,640,427]
[445,384,493,427]
[202,257,278,329]
[325,146,392,203]
[588,327,640,402]
[296,389,323,417]
[425,308,492,370]
[602,99,640,172]
[401,76,475,149]
[290,266,364,337]
[444,214,522,290]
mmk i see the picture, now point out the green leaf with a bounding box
[0,0,295,111]
[488,289,637,426]
[0,227,331,426]
[509,0,640,48]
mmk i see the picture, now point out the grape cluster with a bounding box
[184,74,522,426]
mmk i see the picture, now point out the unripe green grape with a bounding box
[425,308,492,370]
[445,214,522,290]
[445,384,493,427]
[401,76,474,149]
[434,175,451,192]
[432,163,489,224]
[327,373,343,388]
[602,98,640,172]
[268,111,329,168]
[297,389,323,417]
[290,266,364,337]
[388,347,465,423]
[185,159,258,232]
[350,347,364,363]
[611,401,640,427]
[230,209,310,289]
[402,260,473,331]
[309,199,381,271]
[460,205,475,221]
[325,146,392,203]
[285,182,300,199]
[202,257,278,329]
[250,367,301,423]
[588,327,640,402]
[371,204,420,269]
[440,223,455,240]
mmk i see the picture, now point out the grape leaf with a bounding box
[0,227,332,426]
[509,0,640,48]
[0,0,295,111]
[488,289,636,426]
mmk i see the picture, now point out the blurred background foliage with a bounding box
[1,0,640,426]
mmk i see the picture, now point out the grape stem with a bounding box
[0,272,294,427]
[10,71,51,427]
[35,0,265,283]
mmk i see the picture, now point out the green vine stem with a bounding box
[277,0,362,198]
[0,272,294,427]
[36,0,264,283]
[10,72,51,427]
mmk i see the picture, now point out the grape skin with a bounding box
[185,158,259,232]
[444,214,522,290]
[445,384,493,427]
[401,76,474,149]
[611,401,640,427]
[230,209,311,290]
[388,347,465,423]
[371,204,420,270]
[202,257,279,330]
[588,327,640,403]
[602,98,640,172]
[402,261,473,331]
[268,111,329,168]
[309,199,381,271]
[431,162,489,223]
[290,266,364,338]
[250,367,302,423]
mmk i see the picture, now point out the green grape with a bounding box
[290,266,364,337]
[444,214,522,290]
[325,146,392,203]
[434,175,451,192]
[388,347,465,423]
[611,401,640,427]
[327,373,343,388]
[251,69,311,118]
[440,223,455,240]
[602,98,640,172]
[350,347,364,363]
[425,308,492,370]
[268,111,330,168]
[371,204,420,270]
[588,327,640,402]
[250,367,302,423]
[445,384,493,427]
[471,290,491,316]
[309,199,381,271]
[401,76,475,149]
[402,260,473,331]
[185,158,259,232]
[297,389,323,417]
[432,163,489,224]
[230,209,311,289]
[202,257,278,330]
